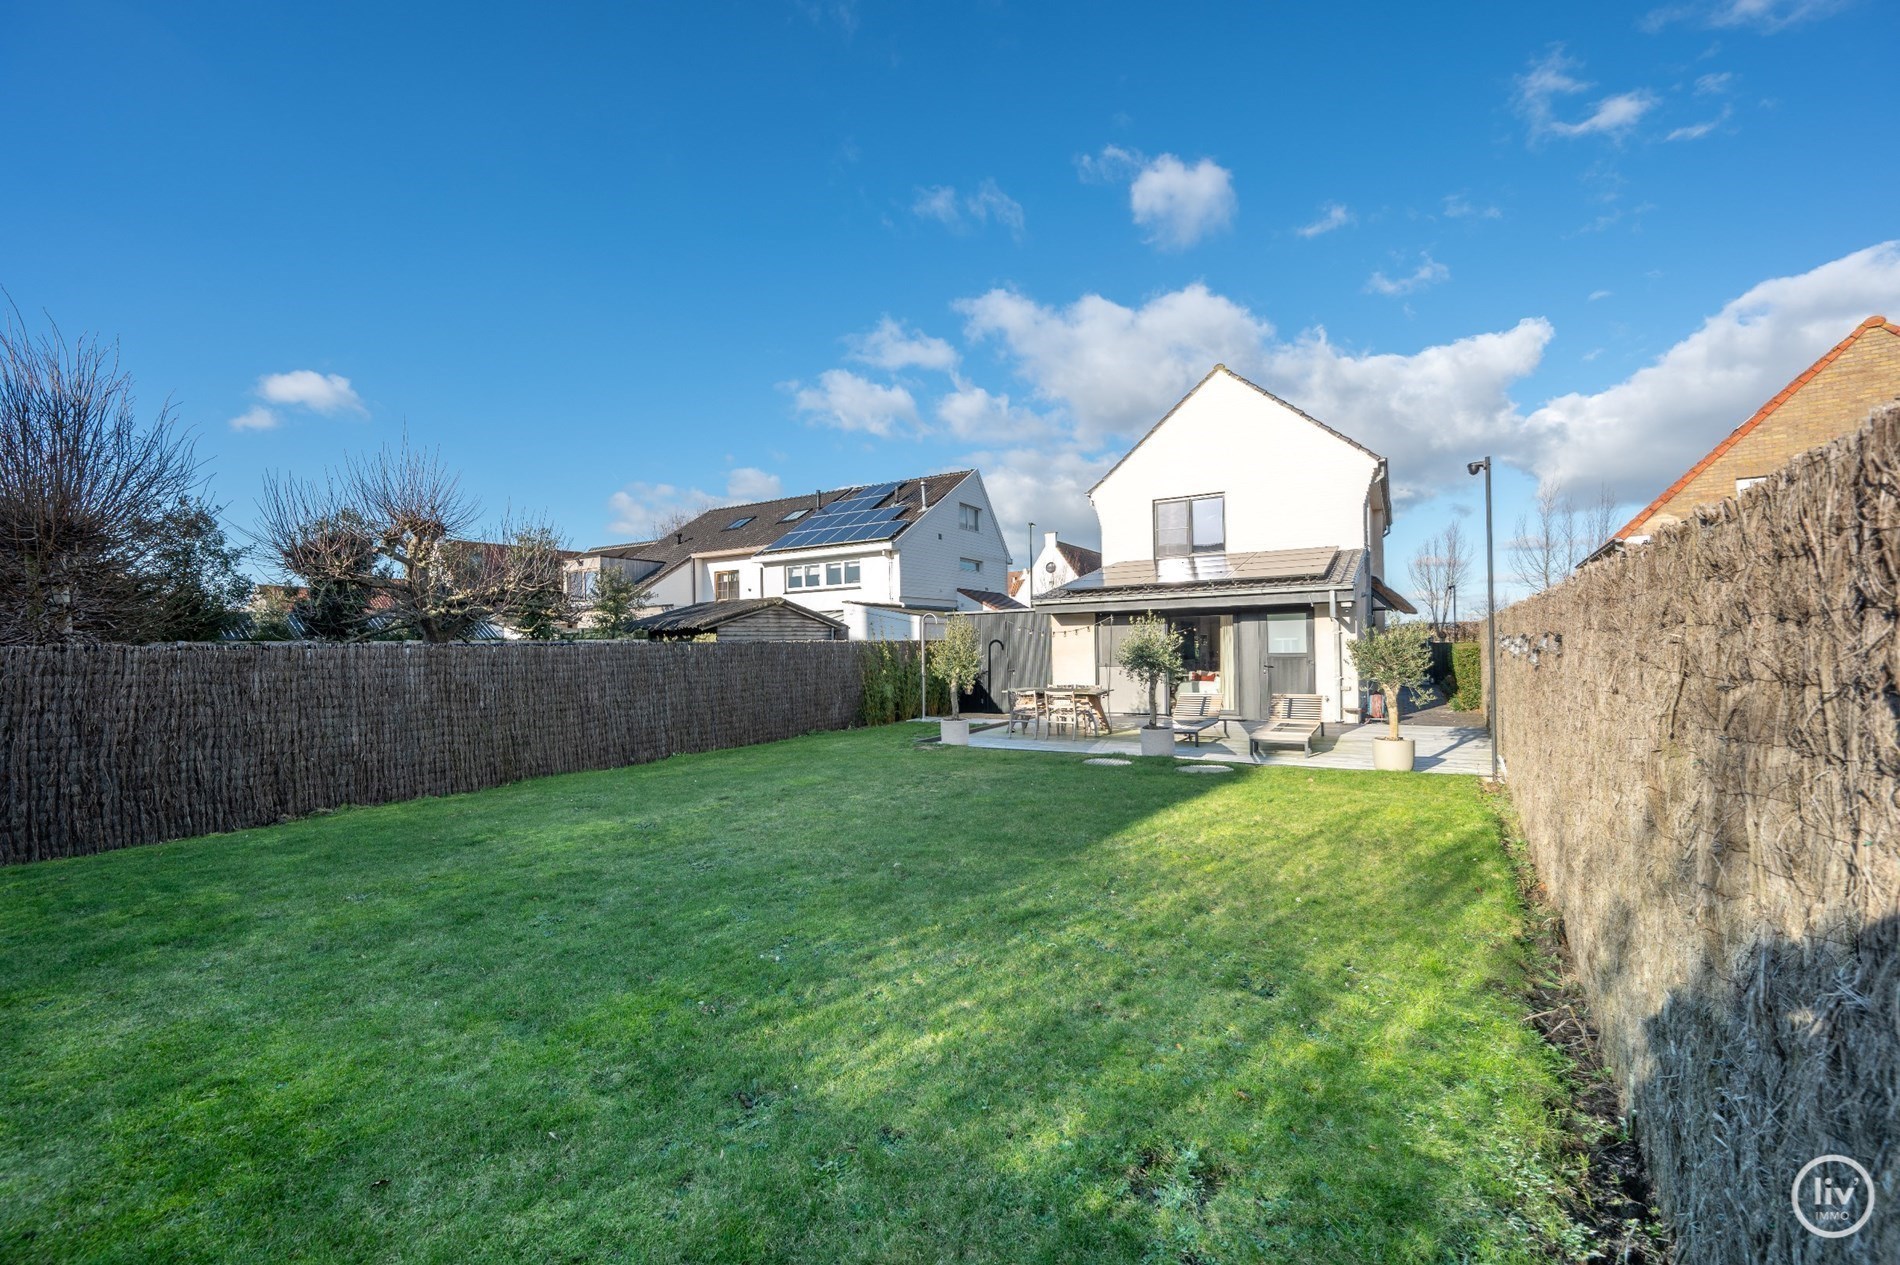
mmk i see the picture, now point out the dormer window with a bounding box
[779,507,810,522]
[1154,495,1224,558]
[724,516,755,530]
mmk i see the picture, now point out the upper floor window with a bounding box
[959,558,983,574]
[958,503,982,532]
[787,560,860,589]
[724,516,755,530]
[1154,495,1224,558]
[825,560,862,586]
[565,570,597,599]
[713,570,739,601]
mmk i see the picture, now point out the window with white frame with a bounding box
[1154,494,1225,558]
[959,557,982,574]
[566,570,596,598]
[785,563,820,589]
[824,560,862,586]
[958,503,982,532]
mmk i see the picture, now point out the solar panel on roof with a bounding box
[760,482,912,552]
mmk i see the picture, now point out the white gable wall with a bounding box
[890,473,1013,608]
[1090,370,1379,564]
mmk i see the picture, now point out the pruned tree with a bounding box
[1406,521,1471,630]
[1510,485,1620,596]
[0,311,209,643]
[256,439,572,642]
[929,614,983,718]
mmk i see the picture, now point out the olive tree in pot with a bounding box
[930,615,983,745]
[1346,620,1434,771]
[1116,613,1184,757]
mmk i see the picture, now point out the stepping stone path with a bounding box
[1178,763,1233,774]
[1082,758,1132,767]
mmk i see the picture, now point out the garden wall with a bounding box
[1,640,877,865]
[1495,403,1899,1263]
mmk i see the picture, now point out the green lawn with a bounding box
[0,727,1591,1263]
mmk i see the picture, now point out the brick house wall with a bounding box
[1619,317,1900,538]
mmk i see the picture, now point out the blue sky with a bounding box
[4,0,1897,597]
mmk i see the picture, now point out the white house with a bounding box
[1021,531,1102,603]
[1033,365,1413,724]
[566,470,1013,638]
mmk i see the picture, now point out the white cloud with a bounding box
[1074,145,1144,184]
[256,369,366,415]
[961,443,1114,553]
[849,316,959,372]
[1666,104,1732,140]
[1515,48,1657,143]
[1524,241,1900,496]
[605,482,716,539]
[1588,289,1613,301]
[726,467,782,501]
[787,368,919,436]
[1366,253,1451,296]
[1694,71,1734,94]
[1643,0,1849,32]
[1128,154,1236,249]
[957,282,1272,447]
[228,406,279,432]
[909,179,1024,239]
[229,368,366,432]
[1295,202,1354,237]
[1443,193,1502,220]
[934,384,1054,443]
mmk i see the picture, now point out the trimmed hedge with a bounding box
[1449,641,1484,712]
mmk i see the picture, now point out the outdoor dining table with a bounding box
[1012,685,1114,734]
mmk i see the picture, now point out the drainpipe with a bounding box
[1330,588,1344,723]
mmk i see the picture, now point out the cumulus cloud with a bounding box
[726,467,783,501]
[1523,241,1900,495]
[257,370,366,415]
[934,384,1054,444]
[1515,48,1657,143]
[605,482,717,539]
[849,316,958,372]
[957,282,1272,447]
[1295,203,1354,238]
[910,179,1025,239]
[1128,154,1236,249]
[228,406,279,432]
[787,369,919,436]
[1366,253,1451,296]
[228,368,366,431]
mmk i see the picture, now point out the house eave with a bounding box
[1032,584,1358,615]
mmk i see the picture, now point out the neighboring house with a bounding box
[565,470,1013,638]
[1034,365,1413,725]
[1603,314,1900,552]
[955,587,1027,612]
[1021,532,1102,603]
[630,596,845,642]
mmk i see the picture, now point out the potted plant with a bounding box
[1346,619,1434,771]
[930,615,983,745]
[1116,613,1184,757]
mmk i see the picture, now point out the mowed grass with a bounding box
[0,726,1589,1264]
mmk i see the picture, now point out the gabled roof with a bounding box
[630,596,845,636]
[1088,364,1387,498]
[1055,540,1102,576]
[1614,315,1900,541]
[957,587,1027,611]
[579,470,976,583]
[1007,568,1028,598]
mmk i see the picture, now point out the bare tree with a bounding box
[1406,521,1472,630]
[1510,484,1621,595]
[0,311,207,643]
[256,439,572,642]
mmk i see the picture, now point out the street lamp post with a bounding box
[1448,582,1458,631]
[1466,458,1500,781]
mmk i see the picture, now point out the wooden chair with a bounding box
[1245,694,1324,759]
[1006,690,1042,737]
[1046,690,1091,739]
[1169,692,1222,746]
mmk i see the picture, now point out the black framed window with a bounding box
[1154,495,1224,557]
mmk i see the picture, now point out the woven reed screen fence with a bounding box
[1495,403,1899,1264]
[1,640,879,865]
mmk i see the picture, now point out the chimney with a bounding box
[1040,530,1061,597]
[919,479,930,511]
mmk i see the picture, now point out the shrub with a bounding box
[1450,642,1484,712]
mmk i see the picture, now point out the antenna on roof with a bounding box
[919,479,929,511]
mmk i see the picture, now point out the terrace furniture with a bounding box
[1169,693,1224,746]
[1046,690,1100,739]
[1245,693,1325,759]
[1006,690,1042,737]
[1015,686,1113,734]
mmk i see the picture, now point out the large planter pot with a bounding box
[1371,736,1416,772]
[939,718,971,747]
[1139,725,1174,757]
